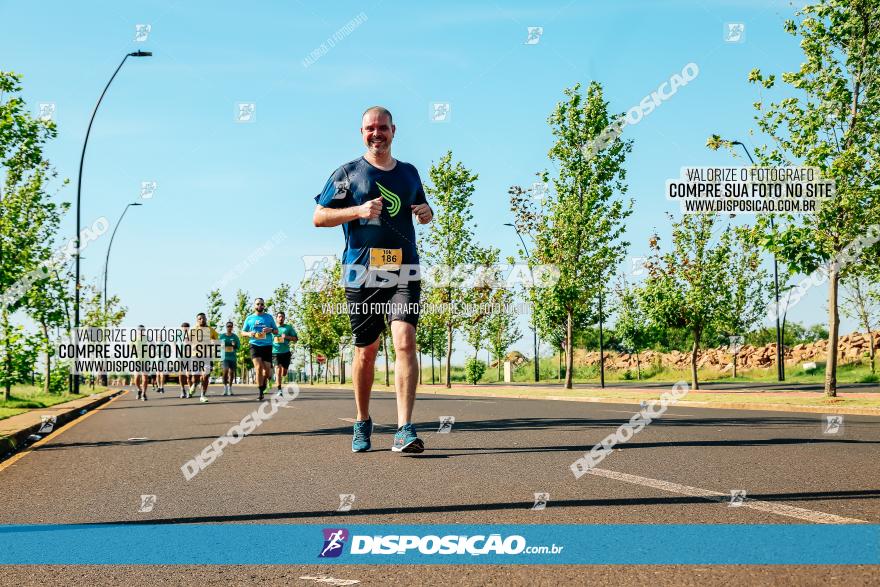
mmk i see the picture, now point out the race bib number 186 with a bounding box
[369,248,402,271]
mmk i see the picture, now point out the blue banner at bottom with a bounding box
[0,524,877,565]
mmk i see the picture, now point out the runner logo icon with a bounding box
[376,182,401,217]
[319,528,349,558]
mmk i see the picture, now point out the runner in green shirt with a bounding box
[219,321,240,396]
[272,311,298,392]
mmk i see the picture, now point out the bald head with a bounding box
[362,106,392,125]
[361,106,395,158]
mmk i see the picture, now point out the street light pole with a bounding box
[73,50,151,395]
[103,202,142,318]
[505,223,540,383]
[731,141,785,382]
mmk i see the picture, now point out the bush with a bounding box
[464,358,486,384]
[49,364,70,394]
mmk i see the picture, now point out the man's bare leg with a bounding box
[353,338,380,421]
[252,359,264,387]
[391,321,418,427]
[179,372,189,398]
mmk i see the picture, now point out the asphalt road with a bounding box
[498,380,880,393]
[1,384,878,585]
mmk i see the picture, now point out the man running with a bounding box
[178,322,191,398]
[193,312,219,403]
[241,298,277,401]
[133,325,150,401]
[272,312,298,392]
[313,105,433,453]
[219,321,240,396]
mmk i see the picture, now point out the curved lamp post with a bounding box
[103,202,142,317]
[73,50,151,394]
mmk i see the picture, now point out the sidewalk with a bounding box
[295,382,880,416]
[0,388,125,458]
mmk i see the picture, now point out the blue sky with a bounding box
[3,0,847,357]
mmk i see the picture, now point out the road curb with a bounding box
[0,388,126,459]
[295,384,880,416]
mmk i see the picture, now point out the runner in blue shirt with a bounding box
[313,106,433,454]
[241,297,278,401]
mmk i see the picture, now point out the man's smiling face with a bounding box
[361,109,395,157]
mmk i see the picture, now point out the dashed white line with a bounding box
[588,468,868,524]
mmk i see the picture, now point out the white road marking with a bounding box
[127,437,149,442]
[299,575,360,586]
[588,468,868,524]
[600,409,694,418]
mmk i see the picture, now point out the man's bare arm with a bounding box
[313,199,382,227]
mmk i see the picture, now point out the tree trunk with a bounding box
[636,351,641,380]
[340,350,346,384]
[868,330,875,375]
[598,288,605,388]
[824,269,840,397]
[308,347,314,384]
[383,332,390,386]
[733,351,738,378]
[3,310,11,401]
[564,310,574,389]
[690,330,701,390]
[445,324,453,388]
[40,320,50,394]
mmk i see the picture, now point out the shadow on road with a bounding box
[76,488,880,526]
[34,430,878,454]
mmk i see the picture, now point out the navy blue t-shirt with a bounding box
[315,157,427,274]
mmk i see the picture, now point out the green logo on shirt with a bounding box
[376,182,401,217]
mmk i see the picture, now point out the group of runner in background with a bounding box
[131,297,298,403]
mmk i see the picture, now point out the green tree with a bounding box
[464,357,486,385]
[25,267,71,393]
[0,71,68,400]
[641,215,731,390]
[267,282,293,316]
[512,82,633,389]
[421,151,480,388]
[708,0,880,395]
[293,270,338,384]
[612,276,651,380]
[205,289,224,328]
[81,284,127,327]
[841,274,879,373]
[484,282,522,382]
[0,324,37,396]
[231,289,250,382]
[747,321,828,347]
[462,245,500,369]
[717,228,771,377]
[415,297,447,384]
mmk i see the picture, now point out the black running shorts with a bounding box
[273,352,291,369]
[249,344,272,362]
[344,281,421,347]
